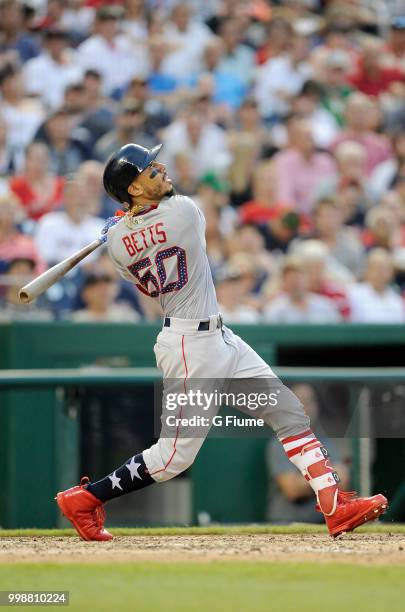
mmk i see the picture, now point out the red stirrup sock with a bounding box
[281,429,340,516]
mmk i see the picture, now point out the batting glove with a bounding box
[99,211,125,243]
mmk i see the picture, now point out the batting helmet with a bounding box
[102,143,163,204]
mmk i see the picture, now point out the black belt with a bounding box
[164,317,210,331]
[164,316,223,331]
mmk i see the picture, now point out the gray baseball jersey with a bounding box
[107,195,219,319]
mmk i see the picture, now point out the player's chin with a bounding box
[164,184,175,197]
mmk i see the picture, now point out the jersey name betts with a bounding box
[107,195,219,318]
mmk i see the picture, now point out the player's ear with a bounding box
[128,181,143,198]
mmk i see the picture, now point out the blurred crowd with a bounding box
[0,0,404,324]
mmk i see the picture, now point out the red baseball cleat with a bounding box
[320,491,388,537]
[55,477,113,542]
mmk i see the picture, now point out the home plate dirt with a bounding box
[1,534,405,565]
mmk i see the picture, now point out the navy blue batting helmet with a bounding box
[102,143,163,204]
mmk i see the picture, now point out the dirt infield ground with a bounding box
[1,531,405,565]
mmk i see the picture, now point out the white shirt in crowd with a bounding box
[1,101,45,153]
[348,283,405,323]
[263,293,341,323]
[161,21,213,79]
[161,120,231,181]
[254,55,312,118]
[77,34,143,95]
[24,52,84,109]
[34,211,105,265]
[219,304,261,324]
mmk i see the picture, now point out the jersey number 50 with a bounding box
[127,246,188,297]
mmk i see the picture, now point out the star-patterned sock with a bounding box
[85,453,154,502]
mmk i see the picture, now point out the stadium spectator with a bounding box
[34,108,87,175]
[34,177,104,266]
[256,17,293,66]
[70,272,139,322]
[310,198,366,278]
[349,38,404,98]
[0,62,45,156]
[272,117,336,215]
[0,0,40,63]
[23,28,83,109]
[331,92,393,175]
[0,115,18,176]
[160,3,214,81]
[317,140,370,224]
[77,6,140,96]
[227,98,272,204]
[0,191,43,274]
[348,248,405,323]
[215,254,261,324]
[291,240,351,318]
[370,131,405,202]
[94,98,155,162]
[254,34,312,120]
[266,383,349,524]
[161,99,231,183]
[9,142,64,221]
[216,18,255,88]
[0,257,52,321]
[263,256,341,324]
[317,49,353,127]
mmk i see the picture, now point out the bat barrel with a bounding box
[18,239,103,304]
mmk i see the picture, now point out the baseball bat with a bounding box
[18,239,103,304]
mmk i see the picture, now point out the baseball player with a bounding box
[56,143,387,540]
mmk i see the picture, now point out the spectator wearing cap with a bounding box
[0,257,52,321]
[0,191,44,275]
[34,178,104,267]
[331,92,393,175]
[23,28,84,110]
[9,142,64,221]
[349,38,404,98]
[0,0,41,63]
[263,257,341,324]
[0,63,45,156]
[215,254,261,324]
[77,6,141,97]
[34,108,88,176]
[160,3,214,81]
[70,272,140,322]
[160,99,231,183]
[272,117,336,215]
[254,34,312,120]
[94,98,156,162]
[348,248,405,323]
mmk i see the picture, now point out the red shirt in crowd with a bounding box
[9,176,64,221]
[349,61,405,96]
